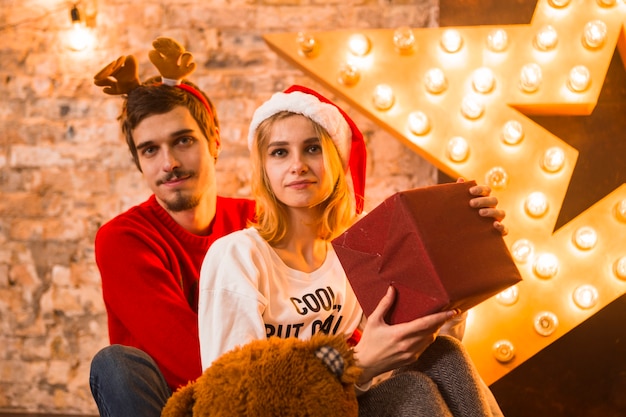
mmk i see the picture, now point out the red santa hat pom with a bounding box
[248,85,366,214]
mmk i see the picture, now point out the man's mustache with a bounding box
[156,170,195,186]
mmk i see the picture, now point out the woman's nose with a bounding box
[290,155,308,174]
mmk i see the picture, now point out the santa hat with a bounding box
[248,85,366,214]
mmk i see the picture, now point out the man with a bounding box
[89,40,506,417]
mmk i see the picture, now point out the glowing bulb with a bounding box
[393,26,415,52]
[534,25,558,51]
[573,284,599,309]
[440,29,463,53]
[583,20,608,49]
[519,63,542,93]
[567,65,591,92]
[573,226,598,250]
[501,120,524,145]
[460,95,485,119]
[296,32,317,56]
[533,253,559,279]
[597,0,617,6]
[424,68,448,94]
[338,62,360,86]
[534,312,558,336]
[446,137,469,162]
[615,199,626,222]
[525,192,549,218]
[493,340,515,363]
[541,147,566,173]
[472,67,495,94]
[68,5,92,51]
[486,29,508,52]
[407,111,431,136]
[511,239,534,263]
[372,84,395,110]
[548,0,571,7]
[485,166,509,189]
[348,34,371,56]
[495,286,519,306]
[614,256,626,280]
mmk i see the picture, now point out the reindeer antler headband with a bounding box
[94,37,217,143]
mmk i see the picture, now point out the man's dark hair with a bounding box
[120,77,219,171]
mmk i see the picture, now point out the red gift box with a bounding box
[332,181,522,324]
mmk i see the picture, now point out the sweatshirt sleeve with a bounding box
[198,231,267,370]
[95,221,201,390]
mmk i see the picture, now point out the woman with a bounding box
[198,85,504,416]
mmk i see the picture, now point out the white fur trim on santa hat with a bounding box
[247,91,352,167]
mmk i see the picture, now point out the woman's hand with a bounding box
[458,178,508,236]
[352,286,459,385]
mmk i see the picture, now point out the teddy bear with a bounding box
[161,333,361,417]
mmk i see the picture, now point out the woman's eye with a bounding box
[270,149,286,157]
[307,145,322,154]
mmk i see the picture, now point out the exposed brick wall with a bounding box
[0,0,438,413]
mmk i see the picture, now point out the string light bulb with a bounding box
[472,67,496,94]
[495,286,519,306]
[525,192,549,218]
[348,33,371,56]
[460,95,485,119]
[338,62,360,86]
[548,0,571,7]
[485,166,509,189]
[424,68,448,94]
[511,239,534,263]
[615,199,626,223]
[440,29,463,53]
[573,226,598,250]
[68,4,92,51]
[296,32,317,56]
[534,312,559,336]
[501,120,524,145]
[493,340,516,363]
[534,25,559,51]
[614,256,626,280]
[541,146,566,173]
[446,136,469,162]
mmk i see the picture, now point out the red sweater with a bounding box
[94,194,255,390]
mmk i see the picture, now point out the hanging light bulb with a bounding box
[582,20,608,49]
[567,65,591,92]
[68,4,92,51]
[486,29,508,52]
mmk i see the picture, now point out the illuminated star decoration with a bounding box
[263,0,626,384]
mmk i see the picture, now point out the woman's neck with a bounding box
[271,209,327,272]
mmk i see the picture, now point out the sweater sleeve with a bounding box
[198,231,267,370]
[95,220,201,390]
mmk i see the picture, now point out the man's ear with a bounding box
[209,135,221,160]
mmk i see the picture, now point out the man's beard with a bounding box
[164,191,201,212]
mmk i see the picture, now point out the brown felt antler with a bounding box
[148,37,197,85]
[93,55,141,95]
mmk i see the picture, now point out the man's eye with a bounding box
[142,146,157,156]
[178,136,194,145]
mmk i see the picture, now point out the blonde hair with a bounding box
[250,112,356,245]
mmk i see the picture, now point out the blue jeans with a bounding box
[89,345,172,417]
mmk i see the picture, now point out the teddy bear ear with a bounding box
[315,345,345,379]
[161,381,196,417]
